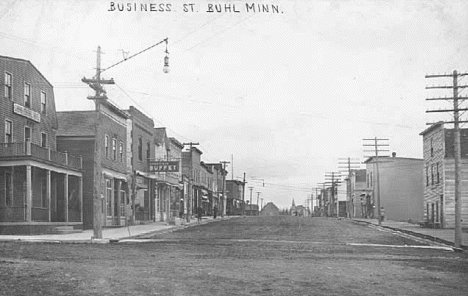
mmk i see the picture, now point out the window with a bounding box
[146,141,150,160]
[41,133,47,147]
[4,72,12,99]
[24,126,31,142]
[426,166,429,186]
[5,171,13,207]
[430,138,433,157]
[5,120,12,143]
[436,162,440,184]
[106,179,112,216]
[112,138,117,160]
[119,141,124,162]
[138,137,142,161]
[40,91,46,115]
[41,177,47,208]
[24,83,31,108]
[105,135,109,158]
[431,164,434,185]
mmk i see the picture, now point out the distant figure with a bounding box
[197,206,203,222]
[213,206,218,219]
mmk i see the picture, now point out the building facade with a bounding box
[420,122,468,228]
[125,107,155,223]
[0,56,83,234]
[226,179,244,215]
[182,146,203,218]
[365,154,424,222]
[57,102,128,229]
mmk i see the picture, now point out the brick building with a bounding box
[0,56,83,234]
[57,101,128,229]
[420,122,468,228]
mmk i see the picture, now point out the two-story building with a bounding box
[420,122,468,228]
[182,146,203,218]
[0,56,83,234]
[347,169,368,218]
[124,107,155,223]
[205,163,227,216]
[226,179,245,215]
[57,101,128,229]
[364,153,424,222]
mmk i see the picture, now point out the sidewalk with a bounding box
[0,216,224,244]
[352,218,468,251]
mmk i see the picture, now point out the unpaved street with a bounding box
[1,216,467,295]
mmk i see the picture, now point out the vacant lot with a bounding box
[1,216,467,295]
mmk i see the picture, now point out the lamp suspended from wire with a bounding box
[163,38,170,73]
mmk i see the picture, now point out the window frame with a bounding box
[4,72,12,99]
[41,132,47,148]
[119,141,124,162]
[24,83,31,108]
[112,138,117,160]
[138,137,143,161]
[105,135,109,158]
[40,91,47,115]
[5,120,13,143]
[146,141,150,160]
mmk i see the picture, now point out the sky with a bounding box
[1,0,468,209]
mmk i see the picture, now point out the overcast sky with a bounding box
[1,0,468,209]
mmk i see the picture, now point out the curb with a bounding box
[350,219,466,252]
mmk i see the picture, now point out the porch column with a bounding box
[79,177,83,223]
[116,179,121,226]
[64,174,69,222]
[111,178,115,224]
[26,166,32,222]
[47,170,51,222]
[167,186,171,222]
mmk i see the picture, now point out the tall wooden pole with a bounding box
[453,70,462,248]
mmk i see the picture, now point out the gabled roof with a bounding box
[0,55,53,89]
[419,121,444,136]
[169,137,184,149]
[56,111,96,137]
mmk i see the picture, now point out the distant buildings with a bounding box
[260,202,279,216]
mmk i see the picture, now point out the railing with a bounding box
[0,142,82,170]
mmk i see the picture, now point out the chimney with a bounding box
[392,152,396,157]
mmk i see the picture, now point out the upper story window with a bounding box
[4,72,12,99]
[112,138,117,160]
[24,83,31,108]
[146,141,150,160]
[431,164,434,185]
[430,138,434,157]
[119,141,124,162]
[4,120,12,143]
[41,132,47,148]
[436,162,440,184]
[426,166,429,186]
[138,137,143,161]
[40,91,47,115]
[105,135,109,158]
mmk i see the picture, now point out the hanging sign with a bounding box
[149,160,180,172]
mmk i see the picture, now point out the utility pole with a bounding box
[256,192,261,216]
[325,172,341,217]
[260,197,264,211]
[249,186,254,216]
[338,157,360,218]
[82,38,169,238]
[82,46,115,239]
[363,138,390,226]
[220,161,230,217]
[183,142,199,223]
[242,172,246,216]
[426,70,468,248]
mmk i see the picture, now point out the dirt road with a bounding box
[1,216,467,295]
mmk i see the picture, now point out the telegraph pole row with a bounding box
[363,137,389,226]
[338,157,361,218]
[325,172,341,217]
[249,186,254,216]
[220,161,230,217]
[425,70,468,248]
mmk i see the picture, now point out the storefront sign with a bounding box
[149,160,180,172]
[13,103,41,122]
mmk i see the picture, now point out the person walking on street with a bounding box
[213,206,218,219]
